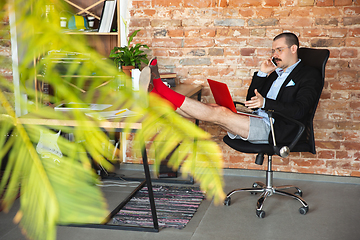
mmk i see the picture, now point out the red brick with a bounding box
[247,38,273,48]
[129,19,151,28]
[152,0,182,7]
[344,7,360,15]
[168,29,184,37]
[239,9,254,17]
[349,28,360,37]
[132,0,152,8]
[219,67,236,77]
[292,159,326,167]
[213,57,240,65]
[336,121,360,131]
[350,59,360,69]
[334,0,353,6]
[184,38,214,47]
[311,38,346,47]
[290,8,312,17]
[339,70,358,80]
[316,141,341,150]
[152,49,170,56]
[215,38,248,47]
[343,17,360,26]
[346,37,360,47]
[254,9,274,18]
[243,57,260,67]
[273,157,290,165]
[130,9,156,17]
[340,131,360,141]
[330,81,360,91]
[318,150,335,159]
[216,28,250,37]
[264,0,281,6]
[200,29,216,38]
[152,38,183,48]
[279,17,313,27]
[326,160,360,170]
[350,102,360,111]
[228,0,262,7]
[312,7,342,17]
[240,48,256,56]
[340,48,358,58]
[185,29,200,38]
[151,19,182,28]
[328,28,348,38]
[298,0,316,6]
[184,0,214,8]
[224,48,240,56]
[350,171,360,177]
[316,0,334,6]
[336,150,353,159]
[302,28,328,37]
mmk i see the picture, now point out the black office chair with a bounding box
[223,48,330,218]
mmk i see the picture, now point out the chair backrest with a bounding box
[297,48,329,154]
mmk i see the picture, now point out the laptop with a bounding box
[207,79,262,118]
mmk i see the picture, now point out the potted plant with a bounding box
[109,29,149,76]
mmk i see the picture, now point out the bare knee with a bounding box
[207,104,233,123]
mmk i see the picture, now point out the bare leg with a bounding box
[177,97,250,139]
[148,57,250,138]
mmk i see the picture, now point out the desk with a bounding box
[119,84,203,162]
[18,84,202,232]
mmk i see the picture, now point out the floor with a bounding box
[1,164,360,240]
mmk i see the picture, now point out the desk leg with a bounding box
[195,89,202,126]
[141,140,159,231]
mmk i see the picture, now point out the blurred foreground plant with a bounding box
[0,1,225,240]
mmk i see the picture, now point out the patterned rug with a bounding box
[112,185,205,229]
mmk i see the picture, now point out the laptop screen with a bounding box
[207,79,237,113]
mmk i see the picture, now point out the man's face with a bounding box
[271,37,297,70]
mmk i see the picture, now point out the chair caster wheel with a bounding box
[299,206,309,215]
[224,197,231,206]
[256,210,265,218]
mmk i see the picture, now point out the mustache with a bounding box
[273,57,281,62]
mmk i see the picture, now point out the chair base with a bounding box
[224,156,309,218]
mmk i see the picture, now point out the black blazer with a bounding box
[247,61,322,144]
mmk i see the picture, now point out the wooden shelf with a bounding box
[64,31,118,35]
[34,0,121,107]
[37,75,115,78]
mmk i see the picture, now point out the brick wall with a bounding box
[126,0,360,177]
[1,2,358,177]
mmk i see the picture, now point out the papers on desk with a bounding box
[85,109,138,120]
[54,102,112,111]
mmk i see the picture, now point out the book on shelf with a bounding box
[159,72,177,87]
[98,0,117,33]
[160,72,177,79]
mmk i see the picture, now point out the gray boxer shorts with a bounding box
[227,117,270,144]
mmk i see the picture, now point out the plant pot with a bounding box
[121,65,135,77]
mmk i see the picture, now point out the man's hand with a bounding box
[245,89,264,109]
[260,58,277,75]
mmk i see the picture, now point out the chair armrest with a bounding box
[266,110,305,157]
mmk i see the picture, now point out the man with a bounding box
[147,32,322,145]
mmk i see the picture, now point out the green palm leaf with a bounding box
[0,1,225,240]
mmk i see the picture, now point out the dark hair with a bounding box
[273,32,299,48]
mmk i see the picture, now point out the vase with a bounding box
[121,65,135,77]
